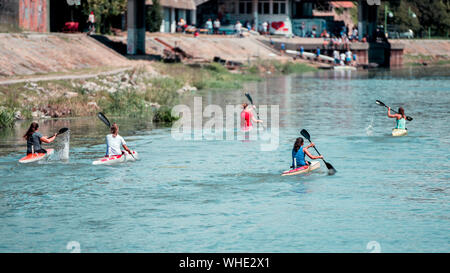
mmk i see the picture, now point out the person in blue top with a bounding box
[292,137,323,168]
[387,107,406,129]
[23,122,56,154]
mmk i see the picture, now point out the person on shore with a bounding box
[316,46,321,59]
[240,103,263,132]
[262,21,268,35]
[87,11,95,35]
[235,21,242,36]
[301,22,305,37]
[291,137,323,169]
[333,50,340,64]
[105,123,132,157]
[213,18,221,34]
[345,49,352,65]
[387,107,406,130]
[206,19,213,34]
[340,52,346,65]
[23,122,56,154]
[177,18,186,33]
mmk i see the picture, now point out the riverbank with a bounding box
[391,39,450,66]
[0,60,316,128]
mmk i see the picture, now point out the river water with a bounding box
[0,67,449,252]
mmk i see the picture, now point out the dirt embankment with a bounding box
[390,39,450,65]
[0,33,131,78]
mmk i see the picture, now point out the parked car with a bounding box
[387,28,414,39]
[399,29,414,39]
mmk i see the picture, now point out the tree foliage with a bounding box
[82,0,127,34]
[378,0,450,37]
[147,0,163,32]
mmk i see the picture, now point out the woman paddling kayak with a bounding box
[105,123,132,157]
[23,122,56,154]
[240,103,263,132]
[387,107,406,130]
[291,137,323,168]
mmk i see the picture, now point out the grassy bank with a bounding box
[0,60,316,128]
[153,60,316,90]
[404,54,450,66]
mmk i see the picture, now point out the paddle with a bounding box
[376,100,413,121]
[97,112,135,160]
[300,129,336,175]
[245,92,264,128]
[49,127,69,138]
[98,112,111,128]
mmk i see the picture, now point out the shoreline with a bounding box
[0,60,317,129]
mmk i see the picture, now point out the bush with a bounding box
[152,106,179,123]
[0,107,15,129]
[103,89,149,117]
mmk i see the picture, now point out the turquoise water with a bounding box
[0,67,449,252]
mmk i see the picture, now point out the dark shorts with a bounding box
[28,149,47,155]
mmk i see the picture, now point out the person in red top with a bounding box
[240,103,263,132]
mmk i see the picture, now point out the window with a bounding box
[258,0,270,14]
[273,0,287,15]
[239,0,252,14]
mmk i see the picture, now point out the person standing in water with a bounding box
[387,107,406,129]
[292,137,323,168]
[106,123,132,156]
[23,122,56,154]
[240,103,263,132]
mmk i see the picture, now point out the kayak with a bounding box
[281,161,321,176]
[392,128,408,136]
[334,66,357,71]
[19,149,54,164]
[92,151,139,165]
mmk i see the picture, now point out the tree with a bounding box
[82,0,127,34]
[147,0,163,32]
[377,0,450,37]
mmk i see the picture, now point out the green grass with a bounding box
[154,62,261,91]
[0,23,22,33]
[0,107,15,128]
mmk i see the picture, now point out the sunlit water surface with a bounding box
[0,67,449,252]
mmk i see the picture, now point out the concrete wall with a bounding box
[0,0,19,28]
[19,0,49,32]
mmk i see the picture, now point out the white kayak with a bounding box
[92,151,139,165]
[392,128,408,136]
[19,149,54,164]
[334,66,357,71]
[281,161,321,176]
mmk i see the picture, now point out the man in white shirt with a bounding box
[106,123,132,156]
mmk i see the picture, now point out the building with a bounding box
[0,0,49,32]
[0,0,87,33]
[146,0,197,33]
[151,0,357,37]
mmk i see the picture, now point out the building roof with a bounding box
[146,0,196,10]
[330,1,355,9]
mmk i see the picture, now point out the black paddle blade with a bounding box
[325,161,337,175]
[375,100,385,107]
[98,112,111,128]
[57,128,69,135]
[245,93,254,105]
[406,116,413,121]
[300,129,311,141]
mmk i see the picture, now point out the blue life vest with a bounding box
[292,146,306,168]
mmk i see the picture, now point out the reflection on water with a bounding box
[0,67,449,252]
